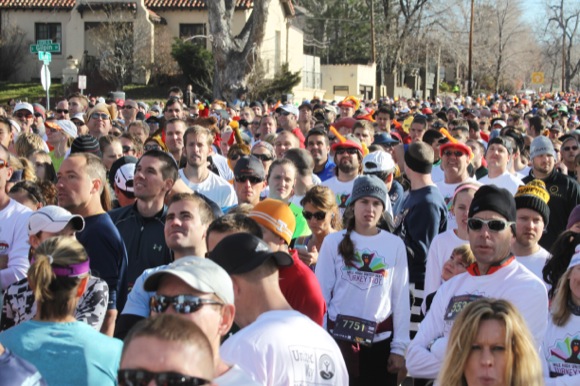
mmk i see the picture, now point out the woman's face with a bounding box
[569,265,580,306]
[251,149,274,176]
[441,253,468,281]
[102,141,123,171]
[303,202,333,236]
[353,197,383,231]
[268,164,296,201]
[464,319,508,386]
[452,190,476,235]
[29,154,48,180]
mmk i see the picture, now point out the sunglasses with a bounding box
[235,175,263,184]
[252,153,273,162]
[56,109,69,114]
[328,136,337,141]
[280,111,291,116]
[467,218,514,232]
[442,150,465,157]
[72,120,83,127]
[150,294,223,314]
[118,369,209,386]
[122,146,134,153]
[90,113,109,120]
[144,144,162,152]
[0,159,7,169]
[302,210,326,221]
[123,105,135,110]
[563,146,579,151]
[15,112,32,119]
[335,148,358,155]
[228,153,243,161]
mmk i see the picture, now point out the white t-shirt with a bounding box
[435,177,476,230]
[515,247,550,284]
[315,229,410,354]
[407,259,548,380]
[322,176,355,214]
[431,164,444,184]
[220,310,348,386]
[179,169,237,210]
[479,171,524,195]
[211,153,234,181]
[543,314,580,385]
[215,364,260,386]
[0,199,31,290]
[423,229,468,308]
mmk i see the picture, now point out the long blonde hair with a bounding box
[29,236,89,321]
[438,298,543,386]
[551,266,576,326]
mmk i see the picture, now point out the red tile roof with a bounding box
[0,0,254,10]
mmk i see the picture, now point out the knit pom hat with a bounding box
[514,179,550,225]
[469,185,516,222]
[349,175,387,209]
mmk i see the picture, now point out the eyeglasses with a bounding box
[123,105,135,110]
[563,146,579,151]
[56,109,69,114]
[122,146,134,153]
[235,175,263,184]
[467,218,514,232]
[335,148,358,155]
[90,113,109,120]
[229,153,244,161]
[280,111,291,116]
[328,136,337,141]
[150,294,223,314]
[118,369,210,386]
[15,112,32,119]
[442,150,465,157]
[302,210,326,221]
[72,120,83,127]
[252,153,273,162]
[144,144,162,152]
[0,159,7,169]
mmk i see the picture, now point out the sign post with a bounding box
[30,40,61,109]
[78,75,87,94]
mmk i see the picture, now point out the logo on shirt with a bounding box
[289,347,337,383]
[341,249,388,290]
[548,335,580,376]
[319,354,335,380]
[337,193,351,209]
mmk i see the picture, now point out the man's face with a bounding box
[134,156,171,202]
[376,113,391,131]
[121,100,138,123]
[532,154,555,176]
[68,97,86,115]
[120,137,138,157]
[409,122,426,142]
[57,157,95,213]
[251,105,262,117]
[0,122,13,148]
[268,164,296,201]
[185,133,211,168]
[277,111,296,130]
[354,127,372,147]
[164,199,206,254]
[340,106,354,118]
[165,102,184,120]
[562,140,579,164]
[259,117,276,137]
[335,147,360,175]
[485,143,509,171]
[13,109,34,133]
[55,100,70,120]
[128,125,147,144]
[514,208,544,249]
[298,107,312,123]
[468,210,513,273]
[234,174,265,205]
[306,134,329,164]
[441,147,469,180]
[274,132,297,158]
[0,148,13,195]
[87,111,111,139]
[165,122,185,154]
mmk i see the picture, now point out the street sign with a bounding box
[38,51,51,64]
[531,72,544,85]
[78,75,87,91]
[41,65,51,91]
[30,40,60,54]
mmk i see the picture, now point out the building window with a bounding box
[35,23,62,54]
[179,24,207,46]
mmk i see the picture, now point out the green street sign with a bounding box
[30,40,61,54]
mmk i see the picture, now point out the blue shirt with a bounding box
[0,348,46,386]
[314,158,336,182]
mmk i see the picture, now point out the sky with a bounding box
[521,0,547,27]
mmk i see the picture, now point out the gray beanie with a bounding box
[350,175,387,209]
[530,136,555,159]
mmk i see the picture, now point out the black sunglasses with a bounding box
[144,144,162,152]
[563,146,579,152]
[122,146,134,153]
[252,153,273,162]
[56,109,69,114]
[335,148,358,155]
[228,153,243,161]
[235,175,263,184]
[302,210,326,221]
[442,150,465,157]
[467,218,514,232]
[150,294,223,314]
[118,369,210,386]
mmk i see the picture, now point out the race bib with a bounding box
[332,314,377,346]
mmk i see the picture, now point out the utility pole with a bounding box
[468,0,474,96]
[370,0,376,63]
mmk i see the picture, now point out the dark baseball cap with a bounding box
[233,155,265,180]
[208,233,293,275]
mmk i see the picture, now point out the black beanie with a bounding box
[70,135,102,157]
[404,142,433,174]
[514,179,550,225]
[468,185,516,222]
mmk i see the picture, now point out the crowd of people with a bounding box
[0,88,580,385]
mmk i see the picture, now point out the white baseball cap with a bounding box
[28,205,85,236]
[13,102,34,115]
[115,163,135,193]
[363,150,396,173]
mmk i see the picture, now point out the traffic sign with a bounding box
[78,75,87,90]
[38,51,52,64]
[30,40,60,54]
[531,72,544,85]
[41,65,51,91]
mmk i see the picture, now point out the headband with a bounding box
[452,183,481,203]
[31,257,91,278]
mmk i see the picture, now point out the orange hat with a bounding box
[249,199,296,245]
[440,142,473,160]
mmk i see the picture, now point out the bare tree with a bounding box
[92,21,135,90]
[546,0,580,91]
[0,26,30,81]
[207,0,272,102]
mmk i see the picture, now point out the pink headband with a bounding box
[451,183,481,204]
[32,257,90,277]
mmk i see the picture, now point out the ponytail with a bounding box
[338,206,357,265]
[29,254,55,304]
